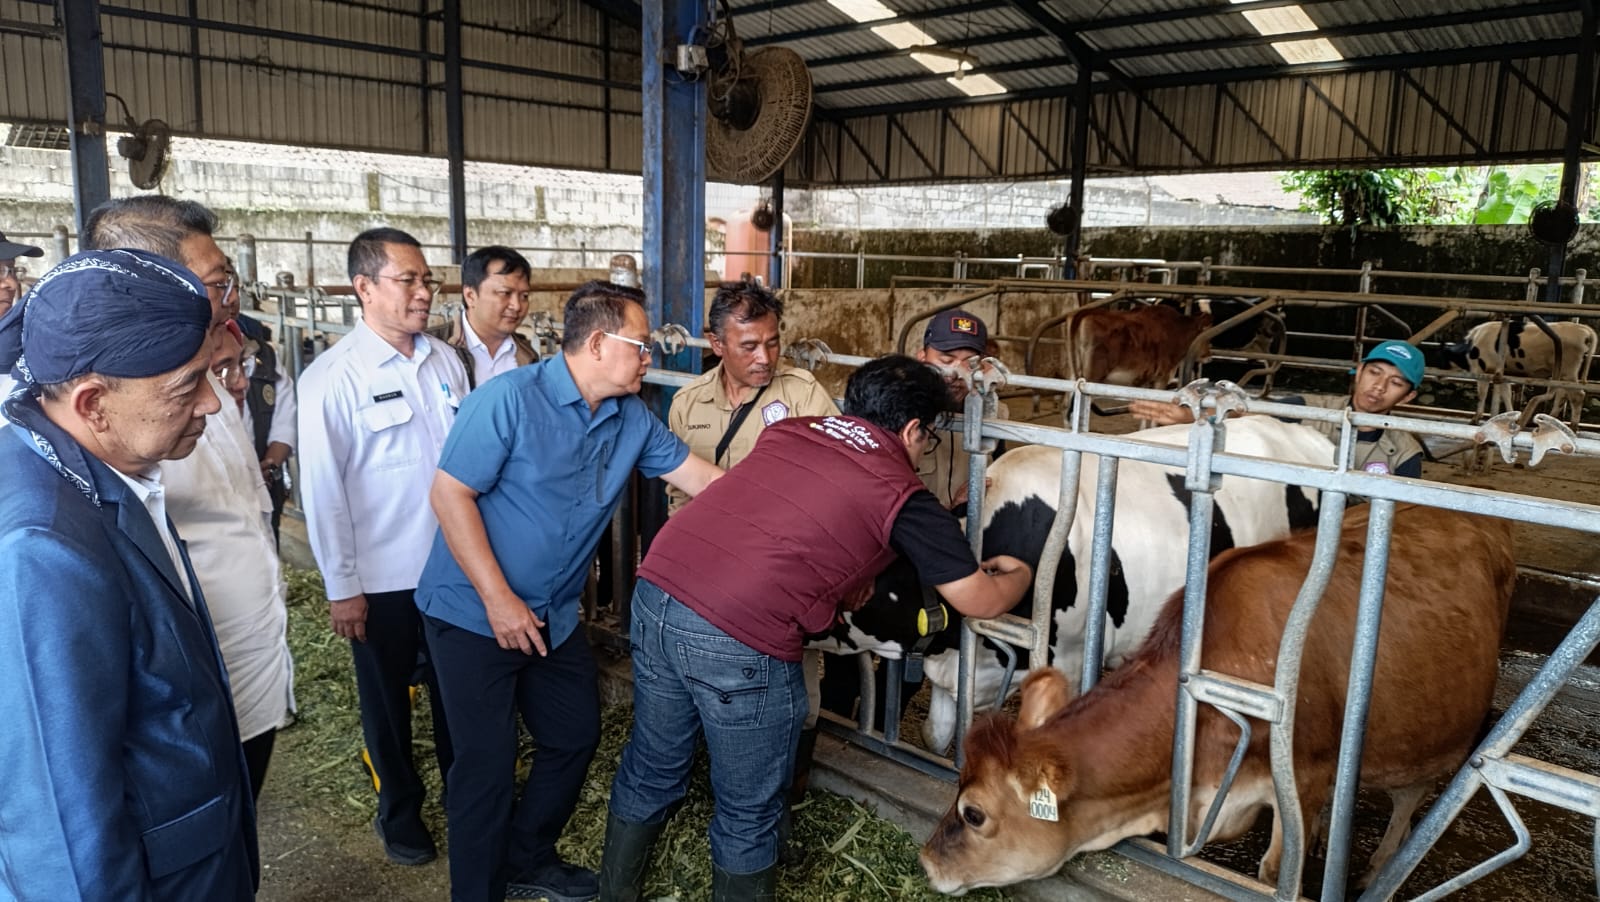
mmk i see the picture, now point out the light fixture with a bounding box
[1229,0,1342,64]
[828,0,897,24]
[872,22,937,50]
[909,45,979,75]
[1270,37,1342,64]
[832,0,1012,96]
[950,74,1007,96]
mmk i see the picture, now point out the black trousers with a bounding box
[351,589,453,848]
[423,614,601,902]
[242,729,277,801]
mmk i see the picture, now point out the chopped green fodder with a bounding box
[282,566,1006,900]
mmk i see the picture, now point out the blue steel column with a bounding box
[443,0,467,264]
[638,0,707,553]
[59,0,111,234]
[768,169,785,288]
[642,0,707,355]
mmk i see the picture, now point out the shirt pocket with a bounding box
[141,794,229,879]
[358,400,422,470]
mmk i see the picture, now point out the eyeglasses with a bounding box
[374,273,443,296]
[0,264,26,280]
[921,426,943,453]
[604,331,654,360]
[204,273,236,301]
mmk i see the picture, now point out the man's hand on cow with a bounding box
[949,477,993,510]
[329,593,369,643]
[981,555,1032,579]
[1127,399,1194,425]
[487,592,547,657]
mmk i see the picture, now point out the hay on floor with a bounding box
[281,566,1006,900]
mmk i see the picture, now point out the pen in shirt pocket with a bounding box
[439,380,459,412]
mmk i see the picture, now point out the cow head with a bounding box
[921,670,1080,894]
[1438,337,1474,372]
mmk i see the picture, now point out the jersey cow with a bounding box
[1441,319,1597,425]
[807,416,1331,754]
[1065,303,1212,389]
[920,505,1513,895]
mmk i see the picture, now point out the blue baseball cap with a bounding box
[1363,340,1424,388]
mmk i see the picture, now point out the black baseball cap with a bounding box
[922,309,988,355]
[0,231,43,261]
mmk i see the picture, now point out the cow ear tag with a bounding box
[1029,785,1058,822]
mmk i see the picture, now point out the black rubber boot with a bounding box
[712,863,777,902]
[597,813,664,902]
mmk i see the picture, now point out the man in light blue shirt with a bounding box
[417,280,722,902]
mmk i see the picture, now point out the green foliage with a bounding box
[1472,164,1562,224]
[1280,168,1473,233]
[1281,163,1600,230]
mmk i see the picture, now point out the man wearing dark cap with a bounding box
[0,229,42,320]
[0,250,258,900]
[914,308,1006,507]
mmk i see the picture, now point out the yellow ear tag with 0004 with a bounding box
[1029,785,1058,822]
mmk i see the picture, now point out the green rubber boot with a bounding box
[712,863,777,902]
[597,813,664,902]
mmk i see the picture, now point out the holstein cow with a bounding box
[920,505,1513,895]
[1065,303,1212,389]
[1441,319,1597,425]
[807,416,1332,754]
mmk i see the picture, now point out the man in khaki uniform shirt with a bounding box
[666,280,837,514]
[914,309,1009,508]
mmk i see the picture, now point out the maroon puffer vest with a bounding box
[639,415,927,660]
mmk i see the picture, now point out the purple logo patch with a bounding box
[1363,461,1391,475]
[761,400,790,425]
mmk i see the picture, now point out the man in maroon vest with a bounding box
[597,354,1033,902]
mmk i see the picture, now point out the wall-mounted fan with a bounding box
[1528,200,1580,247]
[704,3,812,184]
[107,92,171,190]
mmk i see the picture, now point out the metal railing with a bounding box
[270,296,1600,898]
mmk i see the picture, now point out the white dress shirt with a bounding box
[296,321,469,599]
[108,464,191,603]
[165,378,295,741]
[462,315,521,386]
[241,367,298,452]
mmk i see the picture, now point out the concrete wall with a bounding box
[793,223,1600,308]
[1,134,1314,288]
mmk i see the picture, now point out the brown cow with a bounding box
[1066,304,1213,388]
[920,504,1513,895]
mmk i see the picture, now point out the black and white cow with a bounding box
[806,416,1332,753]
[1441,319,1597,425]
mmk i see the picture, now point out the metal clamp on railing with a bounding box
[1175,378,1249,423]
[1528,414,1579,467]
[653,322,691,356]
[784,338,833,371]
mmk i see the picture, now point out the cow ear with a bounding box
[1017,669,1072,731]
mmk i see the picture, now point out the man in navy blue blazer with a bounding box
[0,249,258,900]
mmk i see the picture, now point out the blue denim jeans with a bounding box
[608,578,807,874]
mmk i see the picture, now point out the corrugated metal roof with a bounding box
[0,0,1591,185]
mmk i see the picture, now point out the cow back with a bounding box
[1201,505,1514,787]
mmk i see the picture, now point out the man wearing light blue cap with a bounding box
[1131,338,1426,477]
[1341,339,1425,476]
